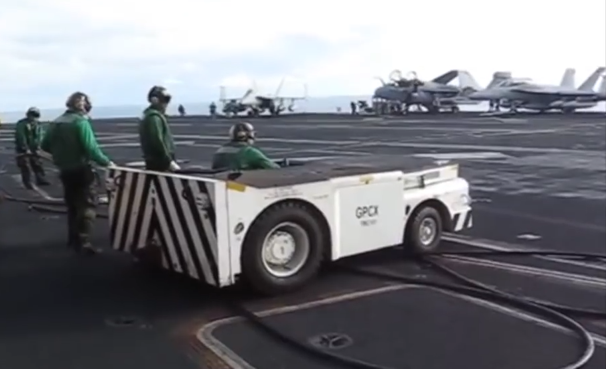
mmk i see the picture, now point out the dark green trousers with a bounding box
[16,153,46,186]
[60,166,97,248]
[145,154,175,172]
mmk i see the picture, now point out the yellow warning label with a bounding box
[359,175,373,185]
[226,181,246,192]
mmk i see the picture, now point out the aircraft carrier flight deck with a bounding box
[1,111,605,369]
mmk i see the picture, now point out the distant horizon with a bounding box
[1,97,603,124]
[1,94,374,123]
[0,94,367,114]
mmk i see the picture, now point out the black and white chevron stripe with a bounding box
[452,210,473,231]
[107,169,219,285]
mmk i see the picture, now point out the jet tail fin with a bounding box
[240,87,257,104]
[578,67,605,91]
[432,70,458,84]
[274,77,286,97]
[486,71,512,90]
[457,71,482,93]
[598,74,606,96]
[560,68,575,88]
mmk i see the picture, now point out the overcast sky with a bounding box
[1,0,604,110]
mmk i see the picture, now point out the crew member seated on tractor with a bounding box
[211,122,280,171]
[14,107,50,189]
[139,85,180,172]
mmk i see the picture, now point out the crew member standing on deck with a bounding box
[139,86,180,172]
[41,92,115,255]
[350,101,357,115]
[14,107,50,189]
[209,102,217,119]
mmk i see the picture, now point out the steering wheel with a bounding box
[276,158,307,167]
[276,158,291,167]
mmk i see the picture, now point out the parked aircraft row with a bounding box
[372,67,606,114]
[215,68,604,117]
[219,77,308,117]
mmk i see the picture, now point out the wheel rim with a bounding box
[261,222,310,278]
[419,217,437,246]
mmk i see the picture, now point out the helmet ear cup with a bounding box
[148,86,171,104]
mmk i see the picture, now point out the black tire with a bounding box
[404,206,443,253]
[241,202,325,296]
[132,242,165,271]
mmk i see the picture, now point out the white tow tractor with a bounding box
[106,155,472,295]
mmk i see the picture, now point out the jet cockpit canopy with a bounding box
[388,69,424,88]
[495,78,532,88]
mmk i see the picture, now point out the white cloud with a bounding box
[1,0,604,109]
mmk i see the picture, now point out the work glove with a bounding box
[107,161,117,168]
[169,161,181,171]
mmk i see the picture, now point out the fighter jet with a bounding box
[220,78,307,117]
[373,70,483,113]
[468,67,605,113]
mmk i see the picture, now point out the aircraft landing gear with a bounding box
[509,102,520,114]
[450,105,460,113]
[247,108,261,117]
[403,104,410,115]
[563,107,575,114]
[427,104,440,114]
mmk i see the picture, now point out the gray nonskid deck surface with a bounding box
[208,287,606,369]
[1,112,605,369]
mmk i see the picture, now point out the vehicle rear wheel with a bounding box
[132,242,171,276]
[241,202,325,295]
[404,206,443,253]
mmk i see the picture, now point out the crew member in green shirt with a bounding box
[138,85,179,171]
[211,122,280,170]
[14,107,50,189]
[41,92,114,255]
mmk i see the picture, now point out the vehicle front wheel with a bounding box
[240,202,326,295]
[404,206,443,253]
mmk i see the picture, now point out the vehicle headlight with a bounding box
[460,194,471,206]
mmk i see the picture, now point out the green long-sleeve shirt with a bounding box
[138,107,175,171]
[211,141,280,170]
[14,118,42,153]
[40,111,111,171]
